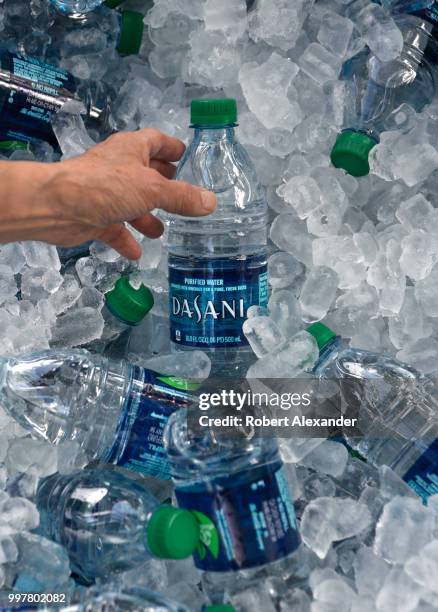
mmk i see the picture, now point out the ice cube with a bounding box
[375,568,423,612]
[374,496,435,564]
[51,307,104,347]
[268,252,304,290]
[249,0,307,51]
[414,266,438,317]
[299,266,339,322]
[277,176,322,219]
[400,230,434,281]
[6,439,58,478]
[239,53,301,131]
[301,440,349,478]
[299,43,342,85]
[203,0,247,40]
[0,496,39,533]
[396,337,438,374]
[354,546,390,597]
[280,438,325,463]
[22,242,60,270]
[243,316,285,358]
[51,106,95,158]
[270,214,313,267]
[313,578,358,612]
[317,12,354,58]
[396,194,434,231]
[300,497,372,559]
[0,243,26,274]
[268,290,302,339]
[354,3,403,61]
[0,265,17,306]
[404,540,438,593]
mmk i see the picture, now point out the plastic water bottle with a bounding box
[48,5,145,57]
[164,409,300,572]
[86,275,154,355]
[0,350,198,480]
[308,322,438,504]
[165,99,268,377]
[330,13,438,176]
[0,48,112,148]
[36,467,200,583]
[49,0,106,16]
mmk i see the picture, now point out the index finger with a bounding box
[135,128,186,163]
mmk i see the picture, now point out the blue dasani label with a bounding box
[104,367,194,480]
[0,51,77,147]
[175,461,300,571]
[169,254,268,349]
[403,439,438,503]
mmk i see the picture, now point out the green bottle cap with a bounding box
[117,10,145,56]
[146,506,200,559]
[190,99,238,127]
[104,0,125,8]
[307,322,337,351]
[330,130,377,177]
[204,606,235,612]
[105,276,154,325]
[0,140,28,151]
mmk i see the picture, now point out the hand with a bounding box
[0,129,217,259]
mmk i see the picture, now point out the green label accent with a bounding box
[157,375,200,392]
[191,510,220,560]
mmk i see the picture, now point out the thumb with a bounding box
[150,178,217,217]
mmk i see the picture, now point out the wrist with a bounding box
[0,161,61,243]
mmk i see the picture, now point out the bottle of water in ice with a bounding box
[0,350,198,480]
[330,13,438,176]
[308,322,438,503]
[164,409,300,572]
[0,49,112,149]
[48,4,145,57]
[49,0,106,16]
[86,275,154,355]
[36,466,200,583]
[165,99,268,377]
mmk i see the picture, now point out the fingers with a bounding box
[150,159,177,180]
[98,224,142,260]
[139,128,186,162]
[149,178,217,217]
[130,213,164,238]
[87,129,185,167]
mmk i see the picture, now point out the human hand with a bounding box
[1,128,216,259]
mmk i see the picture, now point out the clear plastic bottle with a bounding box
[0,48,113,148]
[36,467,200,583]
[330,13,438,176]
[308,322,438,504]
[164,409,300,572]
[86,275,154,355]
[0,350,198,480]
[164,99,268,377]
[48,5,145,57]
[49,0,106,16]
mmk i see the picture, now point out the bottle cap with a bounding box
[0,140,28,151]
[104,0,125,8]
[147,506,200,559]
[105,276,154,325]
[307,322,337,351]
[117,10,145,56]
[190,99,238,127]
[330,130,377,177]
[204,606,235,612]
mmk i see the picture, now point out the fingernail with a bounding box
[201,190,217,212]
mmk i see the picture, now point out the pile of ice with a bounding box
[1,0,438,608]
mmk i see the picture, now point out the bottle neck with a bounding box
[192,125,236,144]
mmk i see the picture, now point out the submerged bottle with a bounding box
[330,13,438,176]
[49,0,106,15]
[36,467,199,583]
[0,350,197,480]
[48,5,145,58]
[164,409,300,572]
[0,49,112,148]
[308,322,438,504]
[86,275,154,355]
[165,99,268,377]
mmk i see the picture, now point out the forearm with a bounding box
[0,161,60,243]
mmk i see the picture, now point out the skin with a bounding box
[0,128,217,260]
